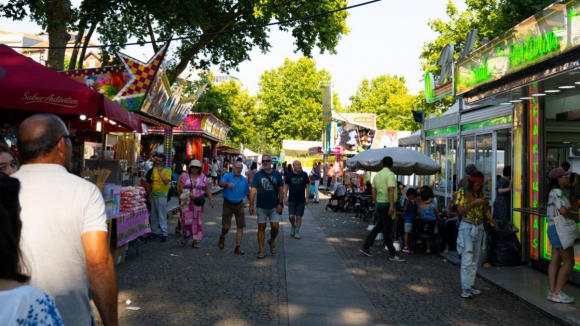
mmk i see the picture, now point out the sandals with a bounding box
[192,241,200,249]
[268,239,277,254]
[257,251,265,259]
[180,237,188,245]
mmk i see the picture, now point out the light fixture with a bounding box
[520,97,533,100]
[509,100,523,103]
[104,117,109,121]
[80,115,87,120]
[559,85,575,89]
[110,120,117,125]
[575,81,580,84]
[532,93,546,96]
[96,121,102,132]
[545,89,561,93]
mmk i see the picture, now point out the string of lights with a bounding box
[8,0,381,50]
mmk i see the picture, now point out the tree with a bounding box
[1,0,72,70]
[193,78,260,150]
[257,57,336,149]
[347,75,418,131]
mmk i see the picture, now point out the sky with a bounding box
[0,0,467,106]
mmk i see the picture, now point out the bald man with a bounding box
[13,113,118,326]
[283,160,310,239]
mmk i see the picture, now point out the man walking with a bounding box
[14,113,118,326]
[311,162,321,203]
[146,153,172,242]
[249,154,284,259]
[359,156,405,262]
[218,161,251,255]
[284,160,310,239]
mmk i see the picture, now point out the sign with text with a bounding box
[455,0,580,95]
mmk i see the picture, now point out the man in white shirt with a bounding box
[14,113,118,326]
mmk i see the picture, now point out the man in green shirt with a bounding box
[359,156,405,261]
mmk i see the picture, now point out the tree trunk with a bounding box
[69,22,86,71]
[46,0,72,70]
[146,12,159,53]
[78,21,97,69]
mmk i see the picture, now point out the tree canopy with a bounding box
[257,57,340,149]
[347,74,419,131]
[1,0,350,77]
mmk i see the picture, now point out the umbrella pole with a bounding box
[100,119,105,169]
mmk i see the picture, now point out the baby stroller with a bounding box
[326,184,347,212]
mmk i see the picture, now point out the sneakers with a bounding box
[160,236,167,243]
[402,247,415,253]
[389,255,406,262]
[547,292,553,301]
[461,290,472,299]
[148,234,158,240]
[550,291,575,303]
[359,246,372,257]
[470,287,481,295]
[294,232,301,240]
[290,227,296,238]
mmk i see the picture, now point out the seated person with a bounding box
[418,191,441,253]
[363,181,372,195]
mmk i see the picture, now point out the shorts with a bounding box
[548,224,563,249]
[222,200,246,228]
[257,207,280,223]
[288,202,305,216]
[404,223,413,233]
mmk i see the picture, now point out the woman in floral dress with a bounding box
[177,160,214,248]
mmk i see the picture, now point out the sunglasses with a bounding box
[54,134,76,147]
[262,160,271,163]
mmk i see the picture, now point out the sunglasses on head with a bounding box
[262,160,271,163]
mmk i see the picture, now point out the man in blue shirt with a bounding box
[218,161,251,255]
[249,154,284,259]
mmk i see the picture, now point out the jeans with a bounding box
[150,196,168,236]
[327,176,333,188]
[363,204,397,257]
[314,180,320,202]
[458,222,484,290]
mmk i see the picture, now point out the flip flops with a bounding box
[268,239,277,254]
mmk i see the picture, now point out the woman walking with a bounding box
[177,160,214,248]
[547,168,578,303]
[493,166,512,221]
[248,161,258,185]
[456,171,490,299]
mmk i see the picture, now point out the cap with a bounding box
[189,160,202,168]
[549,168,572,179]
[465,164,477,175]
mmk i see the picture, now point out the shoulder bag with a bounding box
[554,214,580,249]
[260,171,283,212]
[189,175,206,207]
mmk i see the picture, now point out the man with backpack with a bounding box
[249,154,284,259]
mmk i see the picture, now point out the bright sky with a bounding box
[0,0,467,106]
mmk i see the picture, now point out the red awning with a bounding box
[0,45,142,132]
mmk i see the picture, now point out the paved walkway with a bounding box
[283,207,384,325]
[101,193,563,325]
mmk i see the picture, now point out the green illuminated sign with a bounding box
[460,115,512,132]
[425,126,458,138]
[455,0,580,95]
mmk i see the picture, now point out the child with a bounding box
[419,191,440,253]
[309,181,316,200]
[402,188,418,253]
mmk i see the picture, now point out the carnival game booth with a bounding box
[148,112,230,162]
[452,0,580,283]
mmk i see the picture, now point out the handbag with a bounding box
[189,175,206,207]
[554,215,580,249]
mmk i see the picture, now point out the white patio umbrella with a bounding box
[346,147,440,175]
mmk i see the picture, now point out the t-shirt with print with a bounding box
[146,166,172,197]
[455,187,484,222]
[547,188,570,226]
[251,170,284,209]
[285,170,310,203]
[420,202,437,221]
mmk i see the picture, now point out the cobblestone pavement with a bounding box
[105,193,560,325]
